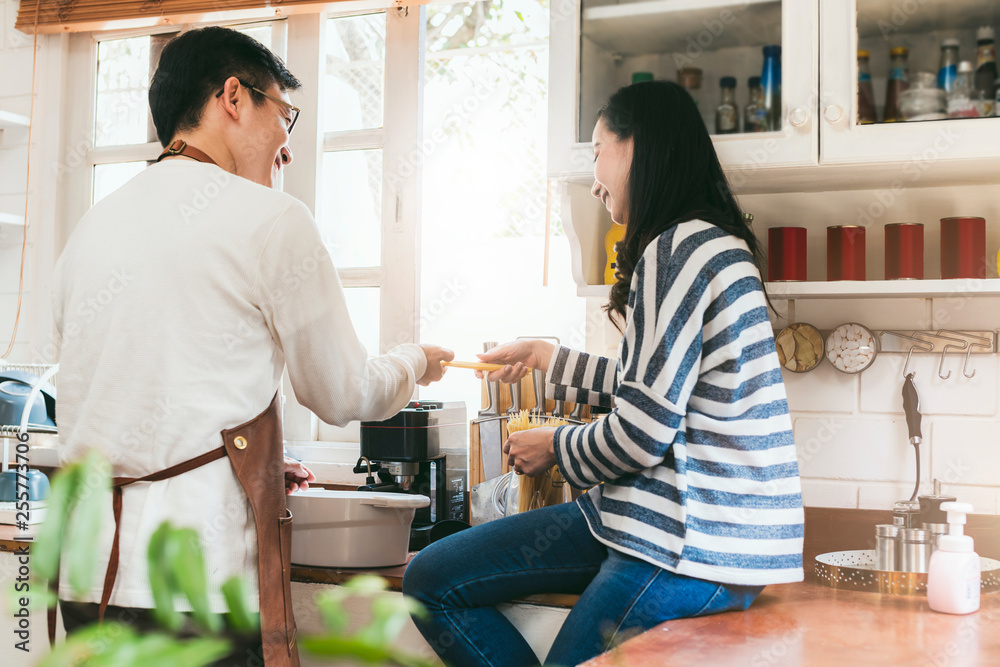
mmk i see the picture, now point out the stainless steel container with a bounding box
[892,500,921,529]
[900,528,932,573]
[875,524,900,571]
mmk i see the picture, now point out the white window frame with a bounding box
[58,5,426,475]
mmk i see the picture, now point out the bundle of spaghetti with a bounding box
[506,409,570,513]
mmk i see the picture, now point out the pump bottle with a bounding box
[927,502,980,614]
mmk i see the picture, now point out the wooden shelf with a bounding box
[582,0,781,57]
[766,278,1000,300]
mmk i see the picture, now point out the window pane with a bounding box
[95,36,152,147]
[343,287,381,355]
[420,1,587,412]
[320,150,382,267]
[93,162,148,205]
[235,24,273,50]
[325,13,386,132]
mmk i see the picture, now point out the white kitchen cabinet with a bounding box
[820,0,1000,166]
[551,0,1000,296]
[549,0,819,179]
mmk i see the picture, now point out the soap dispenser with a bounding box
[927,502,980,614]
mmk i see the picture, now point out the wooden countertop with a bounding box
[582,576,1000,666]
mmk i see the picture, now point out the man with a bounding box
[52,26,453,665]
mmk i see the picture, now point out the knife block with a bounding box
[468,374,593,487]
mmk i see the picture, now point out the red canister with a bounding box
[940,217,986,279]
[768,227,807,281]
[827,226,865,280]
[885,223,924,280]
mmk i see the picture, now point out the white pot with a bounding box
[287,490,429,568]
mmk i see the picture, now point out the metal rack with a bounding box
[877,330,995,379]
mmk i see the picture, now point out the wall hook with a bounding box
[958,331,994,379]
[920,331,970,380]
[879,331,934,378]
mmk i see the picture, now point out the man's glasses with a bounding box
[216,79,300,134]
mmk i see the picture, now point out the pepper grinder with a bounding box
[918,479,957,551]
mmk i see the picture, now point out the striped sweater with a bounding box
[549,220,804,586]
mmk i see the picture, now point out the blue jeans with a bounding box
[402,501,763,667]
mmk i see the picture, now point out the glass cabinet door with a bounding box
[549,0,819,180]
[820,0,1000,165]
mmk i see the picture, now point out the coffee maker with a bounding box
[357,401,468,550]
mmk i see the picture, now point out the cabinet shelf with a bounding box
[857,0,1000,39]
[582,0,780,57]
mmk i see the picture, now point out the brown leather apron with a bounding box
[49,391,300,666]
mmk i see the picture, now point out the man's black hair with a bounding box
[149,26,301,147]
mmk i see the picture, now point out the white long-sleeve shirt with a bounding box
[53,160,426,609]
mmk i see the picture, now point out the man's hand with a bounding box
[503,427,557,477]
[285,456,316,495]
[418,344,455,386]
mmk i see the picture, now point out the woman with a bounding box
[403,81,804,667]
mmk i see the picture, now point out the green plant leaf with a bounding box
[32,462,81,582]
[221,576,259,634]
[342,574,389,595]
[168,527,221,633]
[66,451,112,595]
[147,522,183,632]
[314,588,350,634]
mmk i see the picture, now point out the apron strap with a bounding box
[97,445,228,621]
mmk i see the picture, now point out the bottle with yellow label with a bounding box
[605,223,626,284]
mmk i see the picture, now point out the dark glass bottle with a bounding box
[858,50,877,124]
[761,45,782,131]
[975,26,998,116]
[745,76,766,132]
[716,77,739,134]
[884,47,910,122]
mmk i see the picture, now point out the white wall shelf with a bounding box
[582,0,780,57]
[575,280,1000,300]
[0,213,25,228]
[767,279,1000,300]
[0,111,30,131]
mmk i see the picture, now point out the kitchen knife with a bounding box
[478,342,504,481]
[507,378,522,417]
[530,368,546,417]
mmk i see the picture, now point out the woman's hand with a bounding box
[284,457,316,495]
[476,339,556,383]
[503,427,557,477]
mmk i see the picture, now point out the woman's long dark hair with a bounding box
[599,80,766,329]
